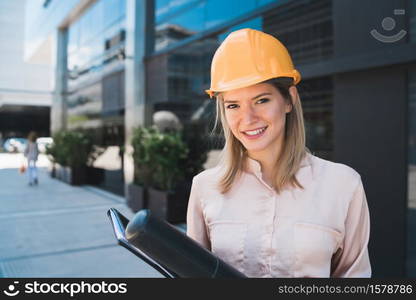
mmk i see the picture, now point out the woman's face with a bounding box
[222,82,293,158]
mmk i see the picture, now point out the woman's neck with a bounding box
[247,142,284,186]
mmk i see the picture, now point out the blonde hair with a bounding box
[213,78,308,194]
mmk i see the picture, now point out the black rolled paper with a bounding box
[125,209,246,278]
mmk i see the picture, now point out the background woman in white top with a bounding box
[186,28,371,277]
[24,131,39,186]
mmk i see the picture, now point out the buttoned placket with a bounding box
[249,160,278,277]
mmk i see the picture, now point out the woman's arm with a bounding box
[186,176,211,250]
[331,177,372,277]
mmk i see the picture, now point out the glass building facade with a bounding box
[408,67,416,277]
[26,0,416,277]
[149,0,334,158]
[65,0,127,195]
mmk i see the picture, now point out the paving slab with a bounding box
[0,154,162,277]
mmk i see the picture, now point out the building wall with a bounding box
[147,0,415,277]
[0,0,52,139]
[23,0,416,277]
[0,0,52,98]
[331,0,411,277]
[334,67,408,277]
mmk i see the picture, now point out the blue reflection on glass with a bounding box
[157,1,205,35]
[205,0,256,29]
[218,17,262,41]
[257,0,278,6]
[156,0,202,23]
[67,0,126,82]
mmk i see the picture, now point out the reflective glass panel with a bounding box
[411,0,416,42]
[205,0,256,29]
[301,77,333,160]
[263,0,333,65]
[156,1,205,50]
[408,68,416,277]
[148,23,334,158]
[257,0,278,6]
[218,17,262,41]
[156,0,201,23]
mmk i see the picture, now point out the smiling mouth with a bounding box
[242,126,267,137]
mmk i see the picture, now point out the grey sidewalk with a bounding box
[0,156,162,277]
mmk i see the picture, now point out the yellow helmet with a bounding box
[205,28,301,98]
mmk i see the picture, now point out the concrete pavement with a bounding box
[0,153,163,277]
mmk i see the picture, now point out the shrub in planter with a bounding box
[127,127,152,212]
[145,128,188,192]
[132,126,190,222]
[148,121,211,223]
[45,130,94,185]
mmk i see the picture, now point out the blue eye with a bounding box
[257,98,269,104]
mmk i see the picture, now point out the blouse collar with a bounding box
[245,152,313,177]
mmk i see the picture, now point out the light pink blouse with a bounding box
[186,153,371,278]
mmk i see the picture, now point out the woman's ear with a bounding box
[285,86,298,113]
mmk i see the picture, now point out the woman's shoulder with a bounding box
[192,165,223,184]
[308,153,362,184]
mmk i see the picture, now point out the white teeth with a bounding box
[245,127,266,136]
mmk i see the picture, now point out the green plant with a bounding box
[132,127,153,186]
[46,130,94,168]
[132,127,189,191]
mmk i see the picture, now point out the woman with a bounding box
[186,29,371,278]
[24,131,39,186]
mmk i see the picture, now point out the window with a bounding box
[411,0,416,42]
[301,77,333,160]
[263,0,333,65]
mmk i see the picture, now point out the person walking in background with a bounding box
[24,131,39,186]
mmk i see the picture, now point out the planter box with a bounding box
[54,163,65,181]
[55,164,87,186]
[86,167,105,185]
[126,183,147,213]
[148,180,192,224]
[48,163,56,178]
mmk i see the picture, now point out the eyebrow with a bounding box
[223,92,272,103]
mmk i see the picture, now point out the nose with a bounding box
[240,105,258,125]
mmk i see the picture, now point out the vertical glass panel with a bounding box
[156,0,200,23]
[80,7,94,44]
[119,0,126,18]
[411,0,416,42]
[68,21,79,54]
[257,0,291,7]
[148,35,219,120]
[89,1,104,37]
[218,17,262,41]
[257,0,277,6]
[104,0,121,27]
[155,1,205,50]
[205,0,256,29]
[156,0,171,21]
[301,77,333,160]
[408,68,416,277]
[262,0,333,65]
[166,1,205,32]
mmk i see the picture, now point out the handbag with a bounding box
[19,164,26,174]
